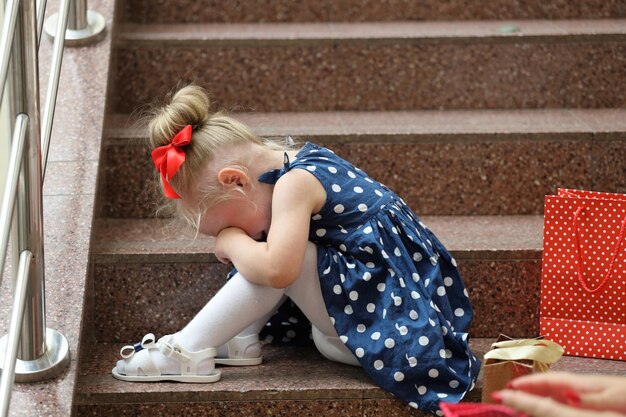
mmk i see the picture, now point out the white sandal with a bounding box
[112,333,221,383]
[215,334,263,366]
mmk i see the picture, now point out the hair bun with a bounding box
[147,84,210,149]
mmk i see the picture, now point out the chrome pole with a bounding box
[6,0,23,343]
[36,0,47,47]
[44,0,105,46]
[11,0,46,362]
[0,114,29,291]
[41,0,70,177]
[0,0,20,105]
[0,0,70,382]
[66,0,86,30]
[0,250,33,417]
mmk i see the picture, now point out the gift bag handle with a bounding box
[485,339,564,364]
[573,206,626,293]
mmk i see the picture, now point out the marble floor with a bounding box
[0,0,113,415]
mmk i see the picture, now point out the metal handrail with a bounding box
[0,1,105,416]
[0,250,33,417]
[0,0,20,105]
[41,0,70,176]
[0,115,28,291]
[36,0,47,46]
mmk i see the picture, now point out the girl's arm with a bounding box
[215,168,325,288]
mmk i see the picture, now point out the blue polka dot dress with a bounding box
[259,142,480,414]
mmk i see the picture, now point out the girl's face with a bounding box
[196,194,271,240]
[187,145,278,239]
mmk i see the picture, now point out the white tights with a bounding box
[117,242,358,375]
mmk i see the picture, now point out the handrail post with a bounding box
[0,0,69,383]
[43,0,105,46]
[0,250,33,416]
[67,0,87,30]
[11,0,46,362]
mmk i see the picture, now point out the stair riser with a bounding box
[113,42,625,114]
[91,258,540,343]
[92,262,230,342]
[75,400,428,417]
[120,0,626,23]
[97,138,626,218]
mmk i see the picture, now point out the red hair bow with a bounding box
[151,125,193,199]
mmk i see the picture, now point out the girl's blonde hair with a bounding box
[146,84,289,228]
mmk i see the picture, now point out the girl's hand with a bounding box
[215,227,248,265]
[212,168,325,289]
[495,372,626,417]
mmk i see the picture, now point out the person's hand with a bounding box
[214,227,247,264]
[493,372,626,417]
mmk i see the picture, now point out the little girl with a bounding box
[113,85,481,414]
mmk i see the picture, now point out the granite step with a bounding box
[88,215,543,343]
[73,338,626,417]
[119,0,626,24]
[111,20,626,113]
[73,340,487,417]
[98,109,626,218]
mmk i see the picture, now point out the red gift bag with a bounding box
[540,188,626,361]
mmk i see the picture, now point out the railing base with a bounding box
[43,10,105,46]
[0,328,70,382]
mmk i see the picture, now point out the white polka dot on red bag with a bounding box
[540,188,626,361]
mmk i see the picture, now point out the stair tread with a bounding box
[76,338,626,404]
[93,215,543,261]
[106,109,626,142]
[116,19,626,45]
[121,0,626,24]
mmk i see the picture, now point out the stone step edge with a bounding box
[74,339,626,405]
[118,0,626,24]
[73,340,489,405]
[104,109,626,145]
[115,19,626,47]
[92,216,544,263]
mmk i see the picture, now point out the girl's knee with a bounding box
[303,241,318,262]
[312,326,360,367]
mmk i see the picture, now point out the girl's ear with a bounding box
[217,167,249,188]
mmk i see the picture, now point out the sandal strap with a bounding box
[158,339,191,363]
[157,336,218,370]
[185,346,217,375]
[227,334,260,358]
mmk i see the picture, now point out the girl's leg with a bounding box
[285,243,360,366]
[116,273,286,375]
[116,241,358,376]
[177,274,286,351]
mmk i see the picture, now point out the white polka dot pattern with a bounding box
[540,188,626,361]
[258,142,480,414]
